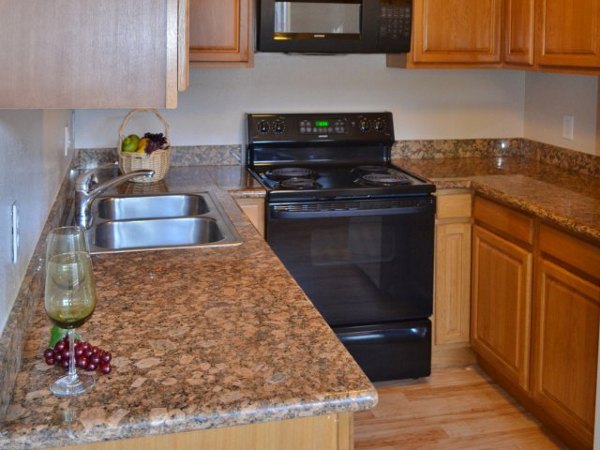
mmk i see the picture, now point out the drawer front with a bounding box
[539,224,600,281]
[473,196,533,245]
[436,191,472,219]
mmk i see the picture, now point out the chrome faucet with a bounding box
[74,164,154,228]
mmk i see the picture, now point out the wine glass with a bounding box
[44,226,96,397]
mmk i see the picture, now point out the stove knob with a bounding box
[359,119,370,133]
[273,120,286,134]
[374,119,386,132]
[257,121,270,134]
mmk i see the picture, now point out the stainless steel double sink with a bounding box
[85,192,242,254]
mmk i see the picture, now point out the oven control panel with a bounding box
[247,112,395,144]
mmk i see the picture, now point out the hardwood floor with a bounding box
[354,366,568,449]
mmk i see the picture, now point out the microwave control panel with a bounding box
[377,0,412,50]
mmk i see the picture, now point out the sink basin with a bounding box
[84,191,242,254]
[96,194,209,220]
[93,217,224,251]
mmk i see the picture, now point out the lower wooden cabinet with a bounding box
[471,196,600,450]
[234,197,265,237]
[531,224,600,450]
[55,413,353,450]
[471,224,533,392]
[432,190,475,368]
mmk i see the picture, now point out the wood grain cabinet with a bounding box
[189,0,253,66]
[57,413,353,450]
[235,197,265,237]
[471,196,534,394]
[531,224,600,450]
[470,196,600,450]
[0,0,189,109]
[432,190,475,369]
[504,0,535,65]
[391,0,503,67]
[535,0,600,68]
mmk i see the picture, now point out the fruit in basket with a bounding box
[144,132,168,154]
[121,134,140,153]
[136,137,150,153]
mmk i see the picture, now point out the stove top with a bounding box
[246,112,436,202]
[249,163,434,201]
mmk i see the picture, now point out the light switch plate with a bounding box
[11,202,19,264]
[562,115,575,140]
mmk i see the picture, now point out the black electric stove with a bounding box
[246,112,435,382]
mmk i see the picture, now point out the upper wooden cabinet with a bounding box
[504,0,535,65]
[406,0,503,65]
[0,0,189,109]
[535,0,600,68]
[189,0,253,67]
[390,0,600,73]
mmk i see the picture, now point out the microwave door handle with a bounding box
[270,205,433,220]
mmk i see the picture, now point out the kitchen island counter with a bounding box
[0,166,376,449]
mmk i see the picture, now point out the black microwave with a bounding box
[257,0,412,54]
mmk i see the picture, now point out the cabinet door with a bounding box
[412,0,502,64]
[0,0,187,109]
[435,222,472,345]
[532,259,600,449]
[471,225,533,392]
[189,0,252,65]
[535,0,600,68]
[505,0,535,65]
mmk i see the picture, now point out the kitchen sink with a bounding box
[93,217,223,250]
[84,191,241,254]
[96,194,209,220]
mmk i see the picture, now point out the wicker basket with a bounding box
[117,109,171,183]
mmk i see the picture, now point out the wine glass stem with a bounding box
[68,329,77,381]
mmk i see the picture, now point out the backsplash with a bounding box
[75,145,242,168]
[392,138,525,160]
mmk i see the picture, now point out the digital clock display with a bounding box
[315,120,330,127]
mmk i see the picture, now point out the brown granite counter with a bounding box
[0,166,376,449]
[393,156,600,245]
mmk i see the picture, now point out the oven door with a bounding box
[266,196,435,327]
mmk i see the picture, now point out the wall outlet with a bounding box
[562,115,575,140]
[11,202,19,265]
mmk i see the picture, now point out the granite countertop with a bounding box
[393,156,600,245]
[0,166,376,449]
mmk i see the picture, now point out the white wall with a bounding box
[0,110,72,333]
[524,72,599,155]
[74,53,526,148]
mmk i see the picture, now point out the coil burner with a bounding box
[359,172,411,186]
[265,167,317,180]
[280,177,321,190]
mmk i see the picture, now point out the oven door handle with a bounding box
[270,205,434,220]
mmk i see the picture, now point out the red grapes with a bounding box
[44,337,112,375]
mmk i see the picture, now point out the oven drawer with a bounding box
[335,320,431,381]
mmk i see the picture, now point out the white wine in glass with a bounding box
[44,247,97,397]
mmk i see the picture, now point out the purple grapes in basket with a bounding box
[144,132,168,154]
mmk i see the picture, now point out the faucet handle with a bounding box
[75,163,119,193]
